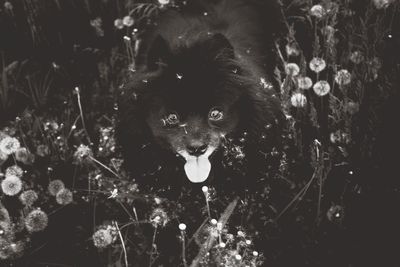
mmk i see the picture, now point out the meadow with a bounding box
[0,0,399,266]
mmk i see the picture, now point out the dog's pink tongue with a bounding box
[184,157,211,183]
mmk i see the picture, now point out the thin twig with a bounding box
[114,221,129,267]
[89,156,121,179]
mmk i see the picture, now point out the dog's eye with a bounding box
[163,112,180,126]
[208,108,224,121]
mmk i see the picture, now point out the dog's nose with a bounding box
[187,144,208,156]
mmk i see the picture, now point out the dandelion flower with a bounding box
[285,63,300,76]
[310,5,325,18]
[5,165,23,178]
[1,175,22,196]
[309,57,326,73]
[313,81,331,96]
[92,229,113,248]
[15,148,30,164]
[114,18,124,29]
[0,137,20,155]
[19,190,38,206]
[48,180,65,196]
[25,209,48,232]
[290,93,307,108]
[122,16,134,27]
[297,76,313,89]
[350,51,364,64]
[56,188,73,205]
[335,69,352,86]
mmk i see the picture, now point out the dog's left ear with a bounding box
[205,33,235,59]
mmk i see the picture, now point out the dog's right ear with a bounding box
[147,35,171,70]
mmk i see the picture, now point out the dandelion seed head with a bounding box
[310,5,325,18]
[219,242,226,248]
[122,16,134,27]
[15,148,31,164]
[309,57,326,73]
[0,137,20,155]
[74,144,92,159]
[0,206,10,222]
[290,93,307,108]
[56,188,73,205]
[1,175,22,196]
[235,254,242,261]
[5,165,23,178]
[313,81,331,96]
[253,251,259,257]
[48,180,65,196]
[19,190,38,206]
[285,63,300,76]
[92,229,113,248]
[202,186,209,193]
[179,223,186,231]
[297,76,313,89]
[158,0,170,5]
[0,240,24,260]
[335,69,352,86]
[25,209,48,232]
[4,2,13,11]
[323,25,336,39]
[345,101,359,115]
[36,144,49,157]
[0,220,12,238]
[114,18,124,29]
[350,50,364,64]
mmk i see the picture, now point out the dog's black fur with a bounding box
[117,0,285,197]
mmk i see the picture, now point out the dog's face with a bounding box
[142,34,248,183]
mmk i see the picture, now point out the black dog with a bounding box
[118,0,284,195]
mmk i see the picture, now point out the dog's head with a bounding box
[120,33,279,183]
